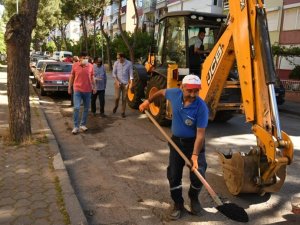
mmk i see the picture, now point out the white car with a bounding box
[32,59,56,83]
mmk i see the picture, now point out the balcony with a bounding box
[143,0,156,13]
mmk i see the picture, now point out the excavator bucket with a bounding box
[218,149,286,195]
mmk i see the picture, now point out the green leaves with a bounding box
[272,45,300,57]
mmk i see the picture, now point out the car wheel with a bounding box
[40,86,46,96]
[36,81,40,88]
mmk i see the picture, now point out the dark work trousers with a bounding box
[167,136,207,204]
[91,90,105,114]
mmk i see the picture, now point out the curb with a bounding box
[31,84,88,225]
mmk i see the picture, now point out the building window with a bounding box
[283,7,300,31]
[267,10,280,31]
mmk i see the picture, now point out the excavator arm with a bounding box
[200,0,293,195]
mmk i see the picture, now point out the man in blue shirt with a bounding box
[139,75,209,220]
[91,57,107,117]
[112,52,133,118]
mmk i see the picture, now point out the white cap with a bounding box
[182,75,201,89]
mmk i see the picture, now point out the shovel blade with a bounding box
[217,203,249,223]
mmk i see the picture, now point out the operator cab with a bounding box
[155,11,226,79]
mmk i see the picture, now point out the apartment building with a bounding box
[102,0,223,36]
[223,0,299,79]
[277,0,300,79]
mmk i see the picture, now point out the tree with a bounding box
[272,44,300,72]
[31,0,61,51]
[116,0,139,62]
[99,6,112,70]
[0,18,6,55]
[4,0,40,143]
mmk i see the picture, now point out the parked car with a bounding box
[51,51,73,61]
[275,76,285,105]
[31,59,56,81]
[30,55,49,76]
[36,62,72,96]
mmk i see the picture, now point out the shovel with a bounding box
[144,110,249,222]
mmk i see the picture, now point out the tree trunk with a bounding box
[80,16,88,54]
[4,0,40,143]
[59,23,68,50]
[118,0,135,62]
[132,0,139,50]
[99,9,112,70]
[93,15,96,58]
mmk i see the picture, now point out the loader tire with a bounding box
[146,75,170,126]
[127,69,145,109]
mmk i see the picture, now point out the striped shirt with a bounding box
[93,64,107,90]
[112,59,133,84]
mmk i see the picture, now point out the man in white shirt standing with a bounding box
[112,52,133,118]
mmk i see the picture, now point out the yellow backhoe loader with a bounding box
[128,0,293,195]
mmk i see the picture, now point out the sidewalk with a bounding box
[0,71,87,225]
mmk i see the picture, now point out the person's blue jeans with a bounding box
[73,91,91,128]
[167,136,207,204]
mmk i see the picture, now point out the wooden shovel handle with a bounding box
[145,110,223,206]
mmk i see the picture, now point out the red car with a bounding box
[36,62,72,96]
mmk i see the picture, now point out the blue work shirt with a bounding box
[93,64,107,90]
[112,59,133,84]
[165,88,209,138]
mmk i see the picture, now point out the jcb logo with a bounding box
[207,45,223,86]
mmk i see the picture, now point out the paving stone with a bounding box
[30,200,48,210]
[50,219,65,225]
[48,202,60,212]
[11,215,33,225]
[31,208,50,218]
[29,174,42,182]
[49,211,65,222]
[44,189,56,197]
[0,197,16,206]
[0,214,14,224]
[32,218,51,225]
[0,206,13,223]
[15,185,32,193]
[0,190,15,198]
[44,197,57,205]
[12,206,31,216]
[12,191,31,200]
[31,193,46,201]
[15,199,31,208]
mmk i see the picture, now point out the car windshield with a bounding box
[37,61,45,69]
[46,64,72,72]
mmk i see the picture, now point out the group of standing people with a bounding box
[68,52,133,134]
[67,51,208,221]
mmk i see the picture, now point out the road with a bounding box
[34,74,300,225]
